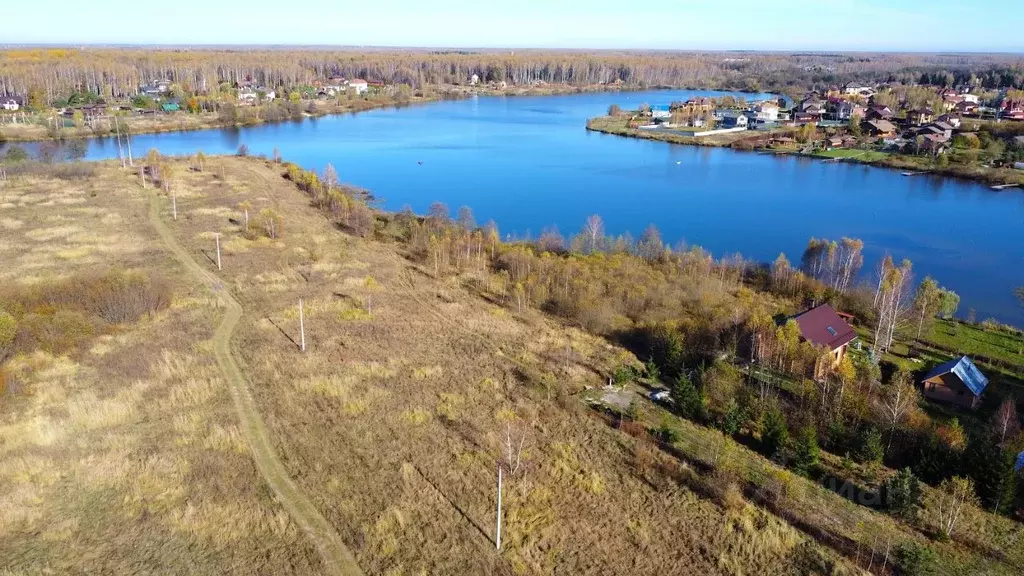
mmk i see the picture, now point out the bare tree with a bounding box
[503,422,527,476]
[322,163,338,193]
[990,397,1020,446]
[581,214,604,254]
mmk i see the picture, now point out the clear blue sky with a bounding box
[3,0,1022,52]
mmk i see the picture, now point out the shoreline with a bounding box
[0,82,686,144]
[585,118,1024,189]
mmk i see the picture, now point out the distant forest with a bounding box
[2,48,1024,100]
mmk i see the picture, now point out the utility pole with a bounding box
[172,192,177,220]
[215,233,221,270]
[298,299,306,352]
[495,465,503,550]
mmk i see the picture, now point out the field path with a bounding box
[147,192,364,576]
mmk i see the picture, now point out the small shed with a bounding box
[161,103,180,112]
[921,356,988,409]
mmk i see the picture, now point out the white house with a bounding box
[961,93,979,104]
[1,97,19,111]
[751,102,780,122]
[349,79,369,95]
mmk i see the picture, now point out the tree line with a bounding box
[3,48,1024,105]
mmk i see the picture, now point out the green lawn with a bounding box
[921,319,1024,370]
[814,148,891,162]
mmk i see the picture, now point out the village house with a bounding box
[791,303,857,379]
[906,108,934,126]
[936,113,961,128]
[866,105,895,121]
[0,96,20,111]
[750,101,780,122]
[718,110,748,128]
[920,134,950,155]
[921,356,988,409]
[843,81,876,98]
[918,121,953,140]
[828,98,866,121]
[956,101,979,116]
[961,93,980,104]
[677,97,714,114]
[349,79,369,95]
[863,118,898,138]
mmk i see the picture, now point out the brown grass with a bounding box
[3,156,1014,575]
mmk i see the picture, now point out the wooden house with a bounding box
[921,356,988,409]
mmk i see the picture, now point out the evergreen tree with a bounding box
[760,406,789,458]
[884,467,923,521]
[792,425,820,475]
[721,399,745,437]
[671,373,704,421]
[853,426,884,465]
[966,436,1018,514]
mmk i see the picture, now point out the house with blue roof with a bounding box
[921,356,989,410]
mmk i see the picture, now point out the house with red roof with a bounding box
[791,303,857,378]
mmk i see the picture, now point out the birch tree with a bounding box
[878,369,919,453]
[913,277,942,338]
[990,397,1020,446]
[933,476,977,539]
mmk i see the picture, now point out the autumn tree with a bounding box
[260,208,283,239]
[913,276,943,338]
[457,206,475,230]
[879,369,920,454]
[933,476,977,539]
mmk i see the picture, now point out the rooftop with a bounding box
[923,356,989,397]
[792,304,856,351]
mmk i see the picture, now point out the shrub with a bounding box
[613,364,634,384]
[84,269,173,324]
[892,542,937,576]
[236,143,249,157]
[0,309,15,360]
[655,419,680,444]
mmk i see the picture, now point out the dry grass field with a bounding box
[145,156,861,575]
[0,162,326,574]
[8,155,1017,575]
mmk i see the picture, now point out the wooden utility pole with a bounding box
[215,233,221,270]
[495,466,503,550]
[298,299,306,352]
[172,192,177,220]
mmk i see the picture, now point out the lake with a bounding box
[4,90,1023,324]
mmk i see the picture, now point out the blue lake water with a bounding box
[5,90,1023,324]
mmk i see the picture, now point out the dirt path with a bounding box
[147,192,364,576]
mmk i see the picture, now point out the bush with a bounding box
[892,542,937,576]
[656,419,680,444]
[83,269,172,324]
[0,309,16,361]
[613,364,634,384]
[721,399,745,436]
